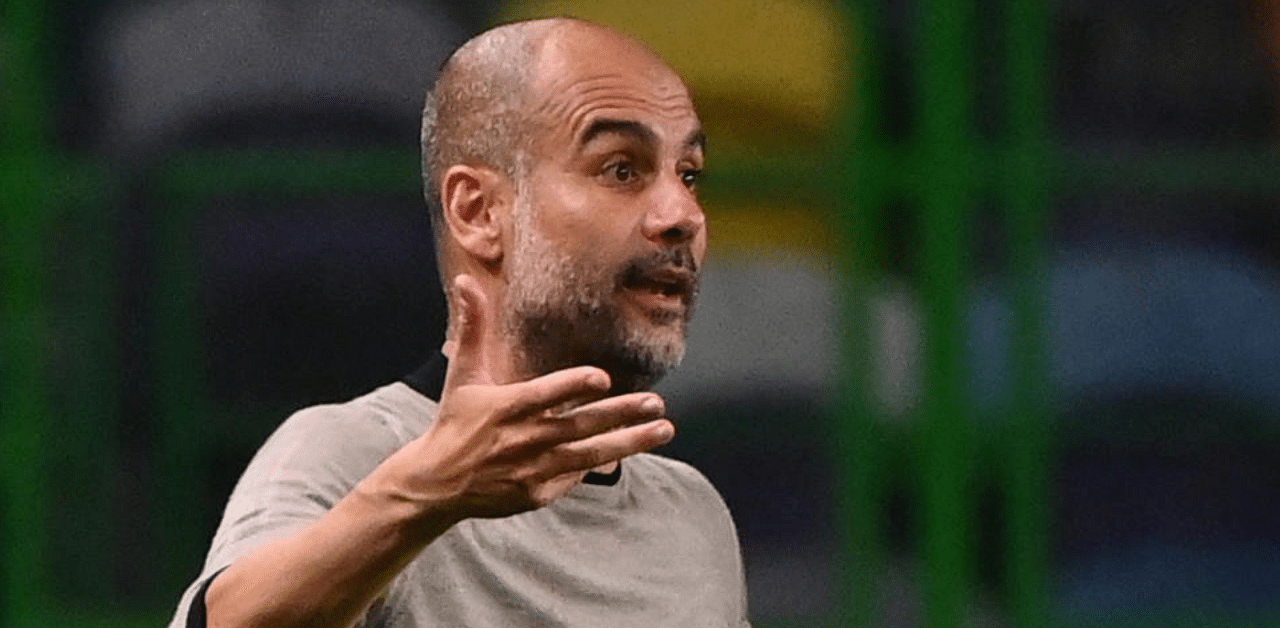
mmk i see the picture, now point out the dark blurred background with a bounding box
[4,0,1280,626]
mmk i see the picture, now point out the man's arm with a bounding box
[202,275,675,628]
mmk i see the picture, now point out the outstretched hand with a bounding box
[380,274,675,524]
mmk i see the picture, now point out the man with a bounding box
[168,17,749,627]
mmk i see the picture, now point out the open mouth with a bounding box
[621,267,694,309]
[625,267,691,293]
[628,277,684,297]
[617,247,700,316]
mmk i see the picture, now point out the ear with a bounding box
[439,164,511,265]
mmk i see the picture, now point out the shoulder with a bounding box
[627,452,713,486]
[625,453,731,513]
[205,383,436,556]
[171,385,439,627]
[624,453,746,573]
[227,382,437,509]
[267,383,434,460]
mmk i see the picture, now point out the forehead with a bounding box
[526,25,699,146]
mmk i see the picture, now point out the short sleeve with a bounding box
[165,394,414,627]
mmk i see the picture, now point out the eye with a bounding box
[681,168,702,190]
[605,160,637,184]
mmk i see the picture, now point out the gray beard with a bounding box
[502,192,697,395]
[509,294,689,395]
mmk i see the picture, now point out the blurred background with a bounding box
[4,0,1280,626]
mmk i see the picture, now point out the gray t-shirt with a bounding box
[168,380,750,627]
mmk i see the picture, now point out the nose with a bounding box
[641,174,705,245]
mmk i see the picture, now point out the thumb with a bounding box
[445,274,494,388]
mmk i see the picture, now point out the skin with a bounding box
[439,22,706,392]
[204,20,706,628]
[497,25,706,398]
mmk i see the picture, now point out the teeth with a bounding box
[632,280,676,296]
[626,275,683,298]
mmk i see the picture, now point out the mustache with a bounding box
[618,246,700,285]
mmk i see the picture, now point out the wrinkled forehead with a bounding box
[525,23,697,143]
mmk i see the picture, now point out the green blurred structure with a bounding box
[7,1,1274,627]
[832,0,1051,626]
[2,0,55,626]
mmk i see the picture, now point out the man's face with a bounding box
[501,26,707,394]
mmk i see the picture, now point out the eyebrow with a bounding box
[579,118,657,149]
[578,118,706,155]
[684,128,707,154]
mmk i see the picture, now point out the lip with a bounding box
[624,286,685,313]
[622,267,693,299]
[620,266,694,314]
[643,267,694,294]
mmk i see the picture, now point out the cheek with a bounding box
[530,179,610,238]
[526,174,653,262]
[548,206,639,258]
[693,231,709,264]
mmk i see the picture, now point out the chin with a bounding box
[605,330,685,394]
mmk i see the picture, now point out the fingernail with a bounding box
[655,421,674,440]
[641,397,663,414]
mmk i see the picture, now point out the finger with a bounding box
[536,419,675,479]
[535,392,665,442]
[501,366,613,421]
[445,274,492,388]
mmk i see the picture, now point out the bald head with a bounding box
[421,20,549,228]
[421,18,705,383]
[420,19,681,252]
